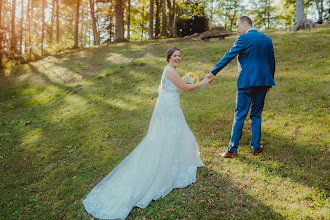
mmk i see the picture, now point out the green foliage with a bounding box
[177,16,209,37]
[176,0,209,37]
[180,0,208,17]
[249,0,278,29]
[223,0,246,31]
[0,27,329,219]
[275,0,296,28]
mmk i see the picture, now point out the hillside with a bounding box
[0,27,329,219]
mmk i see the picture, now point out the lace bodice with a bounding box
[158,66,179,93]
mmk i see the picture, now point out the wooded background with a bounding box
[0,0,329,68]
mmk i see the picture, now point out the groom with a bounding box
[207,16,275,158]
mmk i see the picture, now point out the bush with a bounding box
[177,15,209,37]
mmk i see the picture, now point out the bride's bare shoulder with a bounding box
[165,66,178,77]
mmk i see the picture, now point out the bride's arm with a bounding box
[166,68,211,92]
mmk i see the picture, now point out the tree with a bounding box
[0,0,2,27]
[209,0,214,26]
[276,0,295,28]
[161,0,166,36]
[50,0,55,43]
[148,0,154,39]
[296,0,305,22]
[0,0,3,67]
[250,0,276,29]
[108,2,115,43]
[177,0,209,37]
[127,0,131,41]
[89,0,100,45]
[20,0,24,54]
[28,0,33,57]
[167,0,177,37]
[315,0,324,24]
[290,0,317,30]
[56,0,60,42]
[80,2,85,46]
[10,0,17,52]
[74,0,80,48]
[41,0,45,56]
[115,0,125,42]
[223,0,244,30]
[155,0,160,37]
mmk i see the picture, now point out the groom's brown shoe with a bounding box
[252,145,265,155]
[219,151,238,158]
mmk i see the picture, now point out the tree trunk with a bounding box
[148,0,154,40]
[0,0,2,28]
[167,0,177,38]
[27,0,31,49]
[88,28,91,47]
[50,0,55,43]
[295,0,305,23]
[320,0,324,23]
[267,0,270,29]
[155,0,160,37]
[127,0,131,41]
[74,0,80,48]
[141,6,145,39]
[291,0,316,30]
[210,0,214,26]
[20,0,24,54]
[224,0,228,29]
[110,17,113,43]
[227,0,235,30]
[173,6,177,38]
[115,0,124,42]
[315,0,323,24]
[161,0,166,36]
[0,0,2,67]
[29,0,33,57]
[80,6,84,47]
[167,0,173,36]
[56,0,60,43]
[41,0,45,56]
[89,0,100,45]
[121,0,124,37]
[11,0,17,52]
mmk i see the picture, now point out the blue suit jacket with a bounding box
[210,29,275,89]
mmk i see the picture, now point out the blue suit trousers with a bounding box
[228,86,268,153]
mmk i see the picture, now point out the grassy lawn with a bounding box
[0,27,329,219]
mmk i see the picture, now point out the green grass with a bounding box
[1,27,329,219]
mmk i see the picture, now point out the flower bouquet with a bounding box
[182,72,199,84]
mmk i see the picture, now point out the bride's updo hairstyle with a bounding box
[166,47,181,62]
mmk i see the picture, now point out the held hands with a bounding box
[200,75,213,85]
[206,73,214,84]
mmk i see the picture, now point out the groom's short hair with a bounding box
[238,16,253,26]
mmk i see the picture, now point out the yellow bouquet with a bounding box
[182,72,200,84]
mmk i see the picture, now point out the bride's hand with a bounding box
[200,76,212,85]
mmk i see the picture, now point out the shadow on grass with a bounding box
[127,166,284,219]
[239,129,329,194]
[0,63,162,218]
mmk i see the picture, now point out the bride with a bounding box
[83,47,211,219]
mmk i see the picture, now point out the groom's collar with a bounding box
[247,28,257,33]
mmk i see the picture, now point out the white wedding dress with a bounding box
[83,66,204,219]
